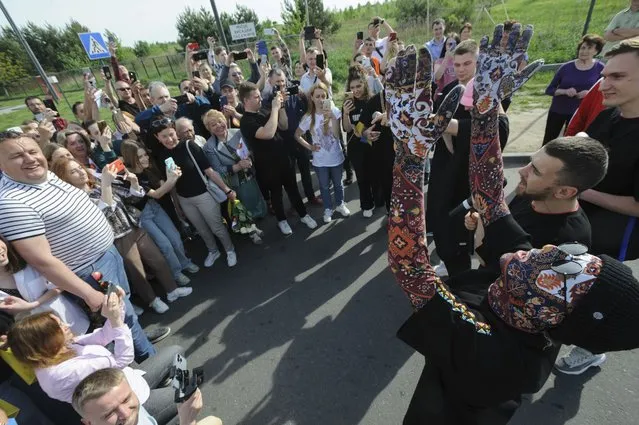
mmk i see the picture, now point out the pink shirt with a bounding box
[434,58,457,101]
[35,313,149,404]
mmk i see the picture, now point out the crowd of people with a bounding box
[0,1,638,423]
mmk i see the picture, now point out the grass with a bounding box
[0,0,626,128]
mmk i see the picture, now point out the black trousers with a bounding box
[290,145,316,200]
[373,136,395,212]
[257,155,307,221]
[542,110,571,145]
[582,201,639,260]
[349,141,379,210]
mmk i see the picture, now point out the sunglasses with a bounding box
[550,242,589,310]
[151,118,174,129]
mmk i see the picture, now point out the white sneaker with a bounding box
[555,346,607,375]
[167,287,193,303]
[335,203,350,217]
[300,215,318,229]
[204,251,221,267]
[132,304,145,316]
[183,263,200,274]
[434,263,448,277]
[227,251,237,267]
[149,297,169,314]
[363,208,374,218]
[175,273,191,286]
[323,209,333,223]
[278,220,293,235]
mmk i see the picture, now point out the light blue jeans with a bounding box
[315,164,344,210]
[140,199,192,279]
[76,245,156,362]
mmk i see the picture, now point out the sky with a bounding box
[0,0,386,45]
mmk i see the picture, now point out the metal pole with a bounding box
[0,0,59,101]
[582,0,596,36]
[427,0,430,39]
[209,0,229,49]
[305,0,310,25]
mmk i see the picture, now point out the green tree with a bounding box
[175,6,218,48]
[281,0,340,37]
[133,40,151,58]
[0,51,27,83]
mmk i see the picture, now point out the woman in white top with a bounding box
[295,82,351,223]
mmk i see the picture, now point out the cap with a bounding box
[220,80,236,89]
[549,255,639,354]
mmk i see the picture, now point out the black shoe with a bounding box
[146,326,171,344]
[343,177,353,186]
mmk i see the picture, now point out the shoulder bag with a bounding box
[185,140,227,203]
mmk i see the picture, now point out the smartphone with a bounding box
[322,99,331,111]
[256,40,268,56]
[316,54,324,69]
[389,32,397,42]
[356,31,364,40]
[304,26,316,40]
[83,67,97,88]
[286,85,299,96]
[260,54,268,64]
[344,91,353,100]
[187,42,200,51]
[233,51,248,60]
[173,94,189,105]
[128,71,137,83]
[43,98,57,112]
[264,28,276,36]
[220,95,228,109]
[109,158,126,174]
[106,282,118,299]
[361,56,371,68]
[102,66,112,80]
[192,70,200,79]
[164,157,177,171]
[192,50,208,62]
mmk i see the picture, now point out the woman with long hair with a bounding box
[342,70,378,218]
[295,82,351,223]
[120,141,200,285]
[8,294,183,424]
[50,157,192,314]
[151,118,238,268]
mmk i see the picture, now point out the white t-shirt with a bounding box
[298,105,344,167]
[300,68,333,97]
[373,37,388,63]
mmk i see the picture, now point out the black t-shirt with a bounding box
[118,99,140,118]
[343,97,368,146]
[240,110,288,166]
[586,108,639,200]
[160,140,209,198]
[509,195,592,248]
[359,93,394,158]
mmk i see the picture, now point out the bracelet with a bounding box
[225,189,232,194]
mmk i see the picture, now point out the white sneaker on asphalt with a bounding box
[175,273,191,286]
[434,263,449,277]
[167,287,193,303]
[204,251,221,267]
[183,263,200,274]
[149,297,169,314]
[132,304,145,316]
[300,215,318,229]
[278,220,293,235]
[554,346,606,375]
[335,203,351,217]
[227,251,237,267]
[323,209,333,223]
[363,208,374,218]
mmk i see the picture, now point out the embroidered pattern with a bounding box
[436,282,492,334]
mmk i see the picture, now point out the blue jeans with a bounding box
[315,164,344,210]
[76,245,155,362]
[140,199,192,278]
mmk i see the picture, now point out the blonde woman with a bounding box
[295,82,351,223]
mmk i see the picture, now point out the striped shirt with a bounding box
[0,172,114,272]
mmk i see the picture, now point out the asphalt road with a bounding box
[140,162,639,425]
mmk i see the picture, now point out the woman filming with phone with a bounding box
[295,82,351,224]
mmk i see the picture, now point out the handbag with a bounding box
[185,140,227,203]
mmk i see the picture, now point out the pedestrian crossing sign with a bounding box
[78,32,111,60]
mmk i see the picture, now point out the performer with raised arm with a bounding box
[386,24,639,425]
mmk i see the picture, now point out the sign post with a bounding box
[230,23,257,42]
[78,32,111,60]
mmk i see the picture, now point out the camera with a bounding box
[192,50,209,62]
[286,85,299,96]
[170,354,204,403]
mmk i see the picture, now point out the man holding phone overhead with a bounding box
[299,47,333,96]
[362,16,395,62]
[267,28,294,81]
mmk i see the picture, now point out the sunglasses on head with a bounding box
[151,118,174,129]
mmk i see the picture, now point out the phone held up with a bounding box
[304,26,316,40]
[322,99,331,112]
[43,98,57,112]
[233,51,248,61]
[173,94,189,105]
[316,54,324,70]
[128,71,137,83]
[388,32,397,42]
[191,50,208,62]
[356,31,364,40]
[264,28,276,36]
[220,95,228,109]
[164,157,177,172]
[102,66,112,80]
[192,70,201,79]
